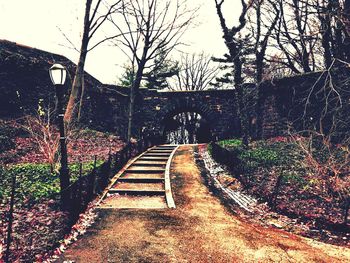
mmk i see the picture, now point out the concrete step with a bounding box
[118,177,164,183]
[98,145,177,209]
[121,173,164,179]
[132,161,166,166]
[112,182,164,191]
[109,189,165,195]
[143,153,171,157]
[148,150,173,153]
[156,145,176,149]
[126,166,165,173]
[99,195,167,209]
[139,157,169,161]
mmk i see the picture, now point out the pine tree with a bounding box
[145,49,179,90]
[119,65,136,88]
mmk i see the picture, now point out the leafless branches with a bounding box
[64,0,122,126]
[171,52,219,91]
[247,0,280,83]
[262,0,350,76]
[108,0,197,140]
[21,107,60,171]
[214,0,252,146]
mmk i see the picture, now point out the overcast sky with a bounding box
[0,0,241,84]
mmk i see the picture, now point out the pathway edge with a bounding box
[164,145,179,209]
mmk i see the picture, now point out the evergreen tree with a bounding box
[118,65,136,88]
[145,49,179,90]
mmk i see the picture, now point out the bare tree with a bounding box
[109,0,196,140]
[21,112,59,172]
[268,0,322,74]
[266,0,350,74]
[288,60,350,211]
[171,52,219,91]
[246,0,280,138]
[315,0,350,65]
[214,0,251,146]
[247,0,280,84]
[64,0,122,125]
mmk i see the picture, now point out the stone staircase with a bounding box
[97,145,178,209]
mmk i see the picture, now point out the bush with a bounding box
[0,160,104,204]
[0,164,59,202]
[0,119,26,152]
[69,159,104,181]
[218,138,242,148]
[211,138,350,227]
[241,148,278,167]
[0,134,15,152]
[0,119,27,138]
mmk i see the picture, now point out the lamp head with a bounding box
[49,63,67,85]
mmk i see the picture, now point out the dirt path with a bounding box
[59,146,350,263]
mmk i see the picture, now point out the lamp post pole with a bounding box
[49,64,70,209]
[55,84,70,208]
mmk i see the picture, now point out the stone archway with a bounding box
[159,98,216,143]
[136,89,239,142]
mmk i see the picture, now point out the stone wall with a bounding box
[259,67,350,139]
[5,40,349,142]
[0,40,129,136]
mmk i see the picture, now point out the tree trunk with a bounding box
[319,11,333,68]
[232,51,249,147]
[64,0,92,125]
[255,53,264,139]
[127,88,135,141]
[343,0,350,62]
[78,73,85,121]
[127,62,145,141]
[292,0,311,72]
[333,0,345,60]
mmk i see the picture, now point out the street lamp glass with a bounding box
[49,64,67,85]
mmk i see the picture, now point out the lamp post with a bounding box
[49,64,70,209]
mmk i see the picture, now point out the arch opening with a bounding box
[162,111,212,144]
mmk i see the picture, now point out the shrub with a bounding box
[218,138,242,148]
[0,134,15,152]
[213,137,350,226]
[240,148,279,166]
[0,160,104,204]
[0,164,59,202]
[0,119,26,153]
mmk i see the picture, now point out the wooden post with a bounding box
[78,162,83,208]
[270,174,284,208]
[344,197,350,225]
[5,173,16,263]
[93,155,97,170]
[114,152,119,171]
[92,155,98,194]
[79,162,83,178]
[107,152,112,179]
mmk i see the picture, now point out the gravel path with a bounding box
[58,145,350,263]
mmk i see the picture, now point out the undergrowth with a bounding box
[0,160,104,204]
[213,137,350,227]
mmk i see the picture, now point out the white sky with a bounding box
[0,0,241,84]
